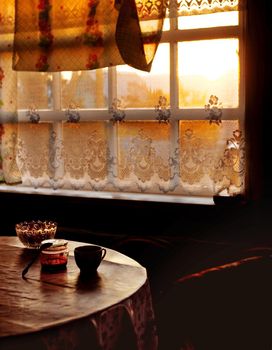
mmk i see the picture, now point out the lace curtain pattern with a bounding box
[176,0,240,15]
[137,0,240,17]
[14,121,245,196]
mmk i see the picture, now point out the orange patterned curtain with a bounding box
[12,0,166,72]
[0,0,21,184]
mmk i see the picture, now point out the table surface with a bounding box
[0,236,147,338]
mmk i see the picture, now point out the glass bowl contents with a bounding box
[15,220,57,249]
[40,239,69,271]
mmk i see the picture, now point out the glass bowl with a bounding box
[15,220,57,249]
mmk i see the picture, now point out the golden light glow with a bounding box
[117,43,169,76]
[61,71,73,82]
[116,44,170,108]
[178,38,239,107]
[179,39,239,81]
[163,10,238,31]
[117,11,239,108]
[178,11,239,30]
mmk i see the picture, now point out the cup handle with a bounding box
[101,248,106,261]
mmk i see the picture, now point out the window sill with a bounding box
[0,184,214,205]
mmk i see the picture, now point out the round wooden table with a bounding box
[0,236,157,350]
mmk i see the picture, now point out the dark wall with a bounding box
[245,0,272,200]
[1,191,218,240]
[1,191,271,256]
[0,191,249,239]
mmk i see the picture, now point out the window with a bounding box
[14,0,245,201]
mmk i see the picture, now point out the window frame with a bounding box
[12,4,246,204]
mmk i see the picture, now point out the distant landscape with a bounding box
[18,68,238,110]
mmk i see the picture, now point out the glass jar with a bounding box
[40,239,69,271]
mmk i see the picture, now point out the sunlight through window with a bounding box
[116,44,170,108]
[178,11,239,29]
[178,39,239,108]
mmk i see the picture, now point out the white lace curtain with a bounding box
[6,119,244,197]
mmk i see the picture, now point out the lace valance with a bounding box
[136,0,240,19]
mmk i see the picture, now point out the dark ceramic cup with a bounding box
[74,245,106,274]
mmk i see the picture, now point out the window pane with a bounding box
[116,44,170,108]
[117,121,171,192]
[178,11,239,30]
[61,69,108,109]
[62,122,109,187]
[17,123,54,187]
[178,39,239,108]
[17,72,53,110]
[162,18,170,31]
[162,5,170,31]
[179,120,245,196]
